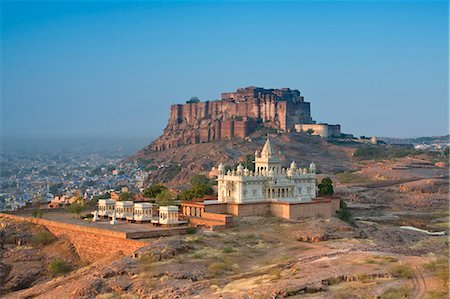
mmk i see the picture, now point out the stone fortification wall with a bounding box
[151,86,314,151]
[226,202,271,216]
[0,213,147,263]
[204,198,340,221]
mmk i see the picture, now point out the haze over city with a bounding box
[1,0,448,143]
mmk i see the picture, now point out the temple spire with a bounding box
[261,137,274,158]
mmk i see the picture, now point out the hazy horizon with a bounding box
[1,1,448,140]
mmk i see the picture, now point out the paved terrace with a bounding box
[1,209,188,239]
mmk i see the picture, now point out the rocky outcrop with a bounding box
[151,86,315,151]
[0,217,83,295]
[4,237,195,299]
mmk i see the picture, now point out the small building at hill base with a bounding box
[294,123,341,138]
[181,138,340,228]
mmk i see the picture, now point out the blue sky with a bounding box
[1,0,448,140]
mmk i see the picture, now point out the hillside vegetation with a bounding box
[132,132,355,185]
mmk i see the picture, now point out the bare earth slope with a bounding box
[5,217,448,299]
[132,132,355,185]
[0,218,83,296]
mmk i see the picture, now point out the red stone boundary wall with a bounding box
[188,212,233,228]
[184,197,341,223]
[0,213,147,263]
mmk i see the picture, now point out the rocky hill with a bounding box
[132,131,355,186]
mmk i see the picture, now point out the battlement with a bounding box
[220,86,303,103]
[152,86,315,151]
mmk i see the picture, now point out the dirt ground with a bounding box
[2,154,449,298]
[3,214,448,299]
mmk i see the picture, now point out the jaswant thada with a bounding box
[181,138,340,227]
[217,138,317,204]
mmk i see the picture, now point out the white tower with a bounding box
[254,138,282,174]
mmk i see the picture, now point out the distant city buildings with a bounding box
[0,148,150,212]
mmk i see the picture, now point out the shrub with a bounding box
[32,208,44,218]
[208,260,233,276]
[336,200,352,224]
[33,231,55,246]
[222,247,234,253]
[365,256,398,265]
[389,264,414,279]
[82,213,93,219]
[47,258,72,276]
[186,96,200,103]
[186,227,197,234]
[381,286,412,299]
[354,145,423,160]
[186,236,204,244]
[424,257,449,287]
[68,197,87,218]
[190,174,212,186]
[191,252,203,259]
[335,172,369,184]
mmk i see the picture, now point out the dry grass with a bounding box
[365,255,398,265]
[388,263,414,279]
[335,172,371,184]
[185,235,204,244]
[208,258,235,276]
[381,286,412,299]
[424,256,449,288]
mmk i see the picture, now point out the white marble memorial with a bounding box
[217,138,317,204]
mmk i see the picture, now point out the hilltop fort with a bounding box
[151,86,341,151]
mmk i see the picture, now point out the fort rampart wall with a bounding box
[0,213,147,263]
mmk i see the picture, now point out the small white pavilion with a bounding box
[133,203,158,222]
[153,206,186,225]
[114,201,134,219]
[98,199,115,218]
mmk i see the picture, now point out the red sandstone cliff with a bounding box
[151,87,314,151]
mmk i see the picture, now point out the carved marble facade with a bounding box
[217,138,317,204]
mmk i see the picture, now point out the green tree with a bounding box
[49,183,63,196]
[32,208,44,218]
[97,192,111,199]
[243,154,255,172]
[191,183,214,197]
[443,146,449,159]
[68,197,86,218]
[176,183,214,201]
[144,184,167,198]
[190,174,212,186]
[318,177,334,196]
[176,189,195,201]
[186,96,200,103]
[119,192,134,201]
[155,189,176,206]
[306,128,314,135]
[336,200,352,224]
[176,173,215,201]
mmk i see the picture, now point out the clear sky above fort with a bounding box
[1,0,448,140]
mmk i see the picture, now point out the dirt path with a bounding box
[358,175,447,189]
[412,265,427,299]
